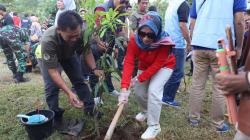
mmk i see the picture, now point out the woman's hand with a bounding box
[118,89,130,105]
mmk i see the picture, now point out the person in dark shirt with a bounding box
[41,11,104,125]
[0,4,14,27]
[92,0,129,96]
[21,13,32,30]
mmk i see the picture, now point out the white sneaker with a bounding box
[94,97,103,105]
[135,112,147,122]
[110,90,119,96]
[141,125,161,140]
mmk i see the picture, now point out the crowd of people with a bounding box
[0,0,250,139]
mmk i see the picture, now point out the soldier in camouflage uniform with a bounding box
[0,25,30,82]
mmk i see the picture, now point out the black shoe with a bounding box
[15,72,30,83]
[12,73,17,79]
[54,118,84,136]
[25,65,32,73]
[54,108,65,122]
[15,77,30,83]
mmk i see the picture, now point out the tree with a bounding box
[0,0,56,21]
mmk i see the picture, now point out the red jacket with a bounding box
[121,35,176,89]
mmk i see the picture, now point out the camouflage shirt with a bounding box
[0,25,29,51]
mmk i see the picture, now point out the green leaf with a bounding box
[99,28,108,38]
[101,80,109,95]
[112,72,121,82]
[94,81,101,97]
[106,54,116,69]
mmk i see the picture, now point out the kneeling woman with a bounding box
[118,11,176,139]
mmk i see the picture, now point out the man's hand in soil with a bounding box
[118,89,130,105]
[93,69,105,79]
[68,93,83,108]
[216,72,249,94]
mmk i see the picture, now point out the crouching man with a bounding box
[40,11,104,129]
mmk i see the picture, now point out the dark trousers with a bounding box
[38,59,61,112]
[38,55,94,115]
[59,55,94,112]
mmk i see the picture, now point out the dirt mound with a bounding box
[82,120,146,140]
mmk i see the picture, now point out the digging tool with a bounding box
[217,38,238,125]
[225,26,238,74]
[104,103,125,140]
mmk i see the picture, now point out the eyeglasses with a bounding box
[138,31,156,39]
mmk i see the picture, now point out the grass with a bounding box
[0,53,235,140]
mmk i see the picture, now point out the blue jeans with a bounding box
[162,48,185,102]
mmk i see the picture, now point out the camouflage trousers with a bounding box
[0,27,27,74]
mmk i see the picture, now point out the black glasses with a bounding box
[138,31,156,39]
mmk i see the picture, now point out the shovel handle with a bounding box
[104,103,125,140]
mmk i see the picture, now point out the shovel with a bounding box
[104,103,125,140]
[17,114,48,124]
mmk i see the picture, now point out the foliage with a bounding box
[150,0,168,23]
[97,6,127,38]
[78,1,127,97]
[76,1,128,137]
[0,0,57,21]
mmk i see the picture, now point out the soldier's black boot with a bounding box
[12,72,17,79]
[15,72,30,83]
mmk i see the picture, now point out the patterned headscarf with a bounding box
[135,11,175,50]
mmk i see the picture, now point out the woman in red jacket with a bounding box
[118,11,176,139]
